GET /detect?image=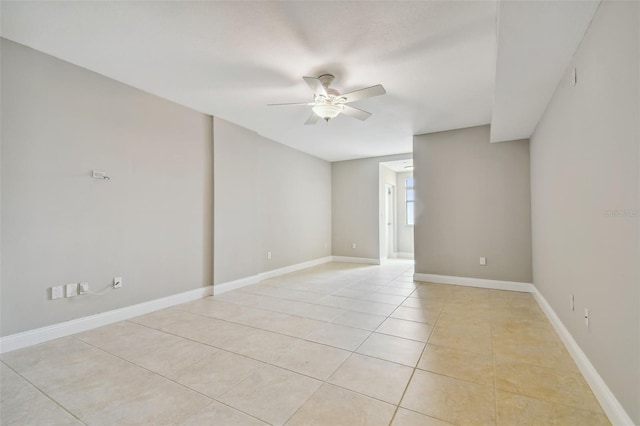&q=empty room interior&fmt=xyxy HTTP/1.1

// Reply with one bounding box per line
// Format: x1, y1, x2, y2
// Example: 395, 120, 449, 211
1, 1, 638, 425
